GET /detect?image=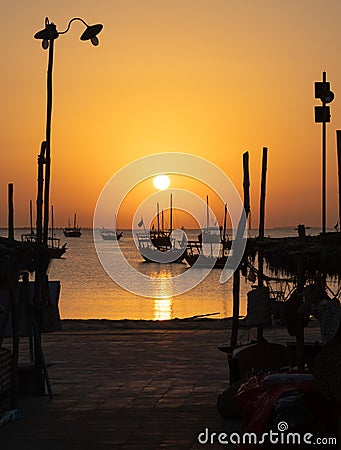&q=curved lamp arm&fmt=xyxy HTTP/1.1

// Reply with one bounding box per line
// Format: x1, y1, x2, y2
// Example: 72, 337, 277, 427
34, 16, 103, 47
